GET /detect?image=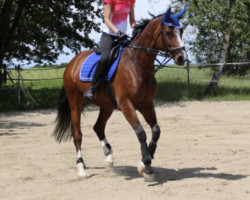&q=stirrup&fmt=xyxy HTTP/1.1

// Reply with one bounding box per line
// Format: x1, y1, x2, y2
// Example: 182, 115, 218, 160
83, 86, 96, 100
